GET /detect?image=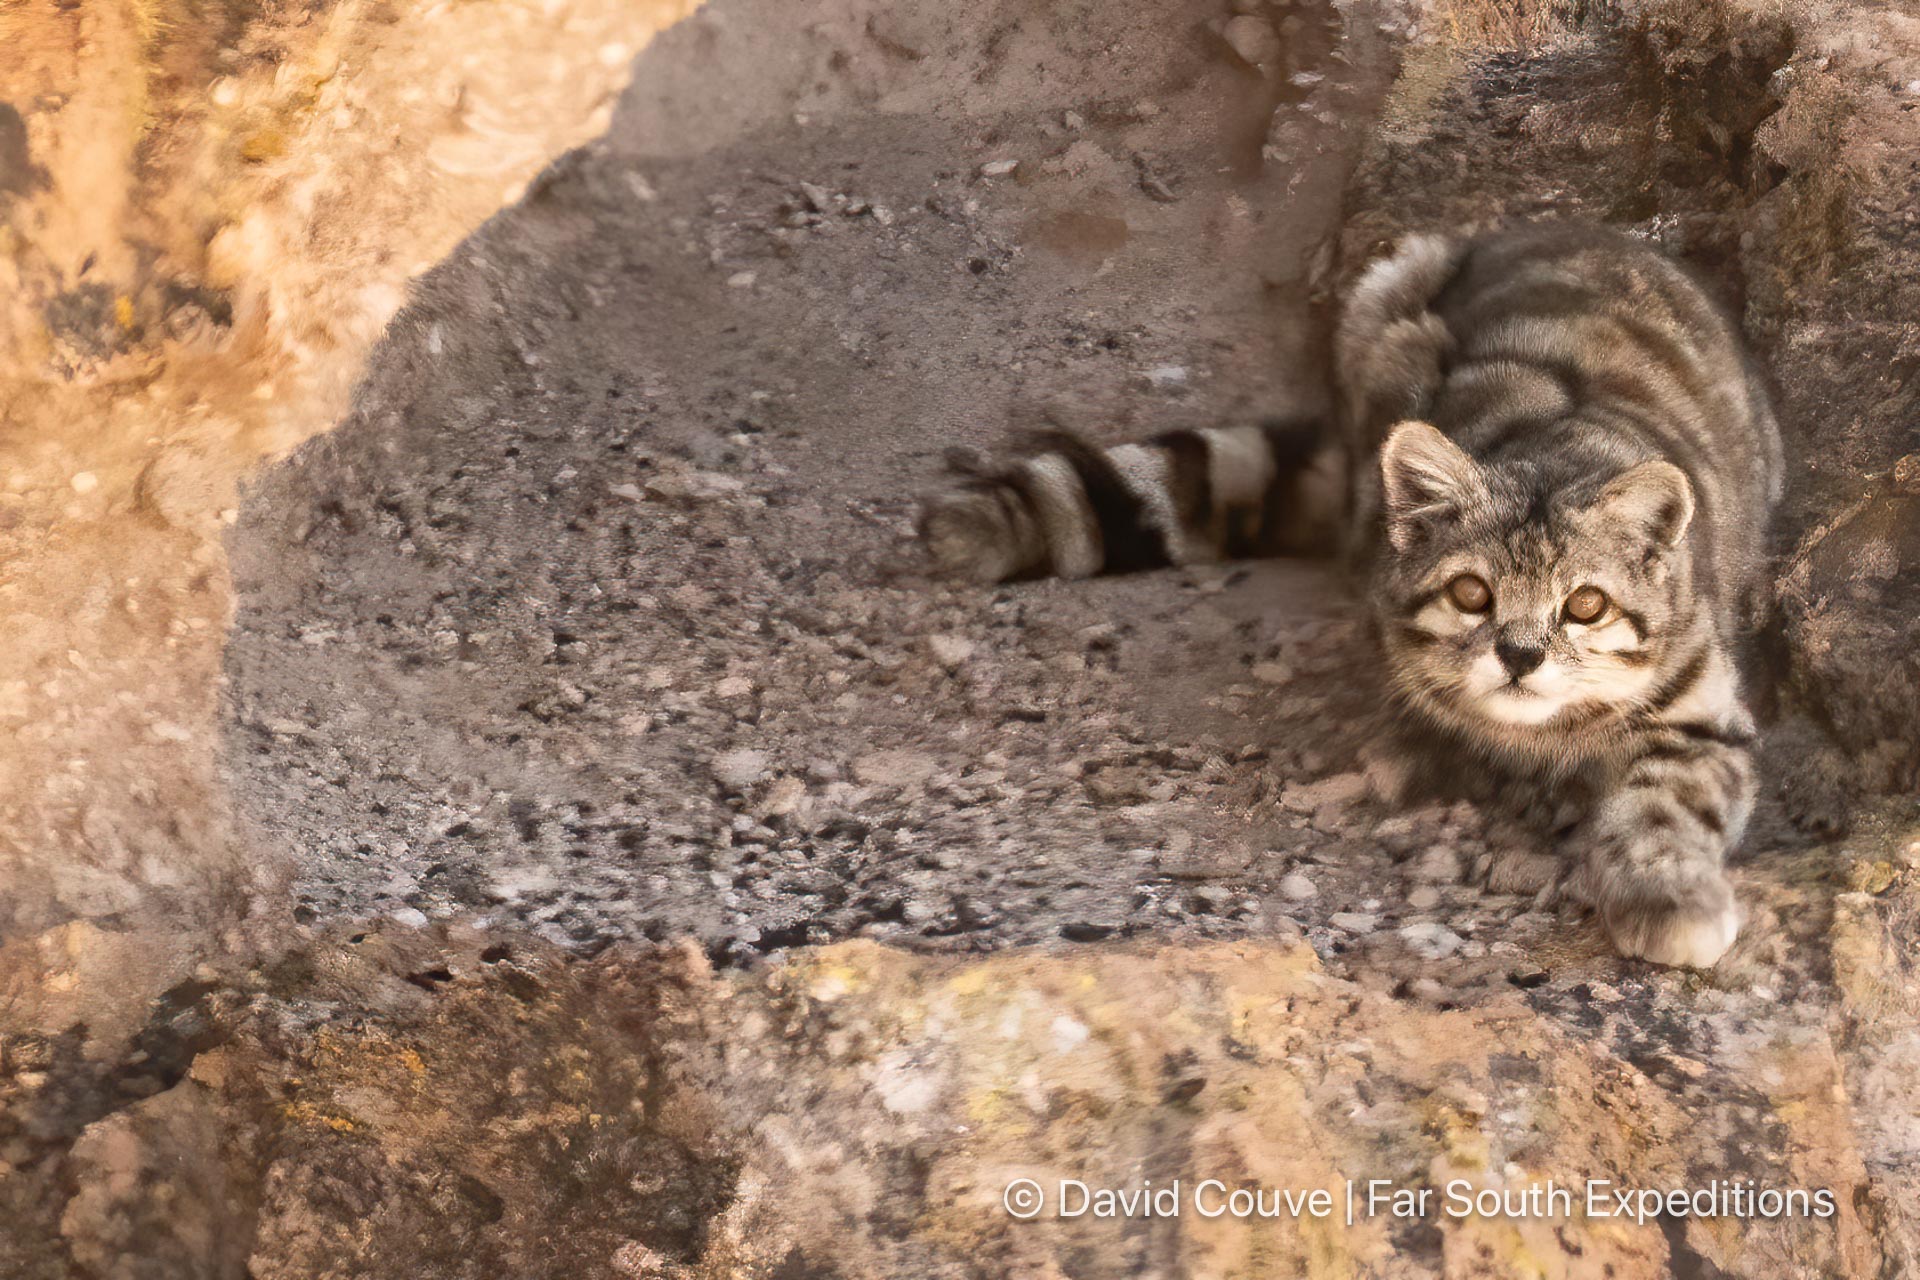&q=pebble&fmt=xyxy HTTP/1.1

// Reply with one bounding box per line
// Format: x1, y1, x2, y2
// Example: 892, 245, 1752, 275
1410, 846, 1462, 883
1278, 872, 1318, 901
1399, 921, 1463, 960
726, 271, 757, 288
644, 469, 745, 502
1406, 885, 1442, 910
1250, 661, 1293, 685
927, 633, 977, 667
979, 159, 1019, 177
388, 907, 429, 929
1895, 453, 1920, 496
754, 775, 806, 819
1086, 768, 1149, 806
711, 748, 771, 791
1192, 884, 1233, 914
1278, 771, 1368, 816
853, 749, 938, 788
71, 472, 99, 494
1328, 911, 1376, 934
1142, 364, 1189, 389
